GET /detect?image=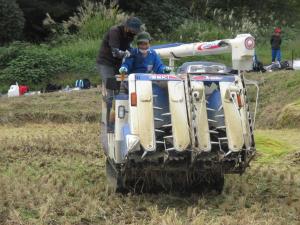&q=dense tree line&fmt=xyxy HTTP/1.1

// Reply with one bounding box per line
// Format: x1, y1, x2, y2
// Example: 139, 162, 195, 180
0, 0, 300, 45
16, 0, 81, 42
0, 0, 25, 44
119, 0, 300, 32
